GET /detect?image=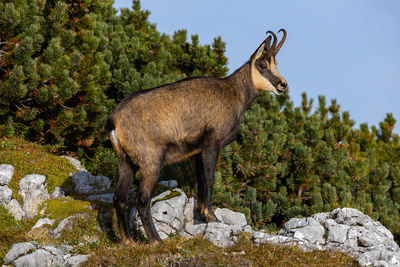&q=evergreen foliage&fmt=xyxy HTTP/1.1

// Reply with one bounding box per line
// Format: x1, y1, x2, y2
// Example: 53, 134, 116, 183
0, 0, 228, 151
1, 0, 399, 242
212, 91, 400, 239
0, 0, 115, 148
